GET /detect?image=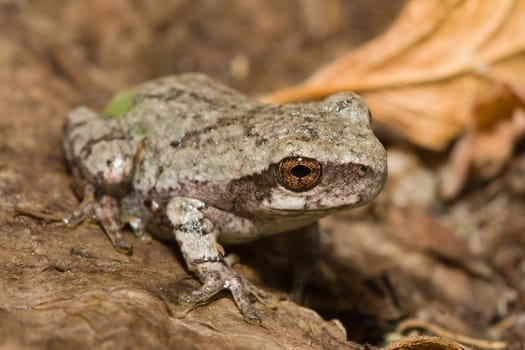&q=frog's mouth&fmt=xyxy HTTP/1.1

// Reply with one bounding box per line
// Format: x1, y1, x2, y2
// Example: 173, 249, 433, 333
265, 200, 365, 215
